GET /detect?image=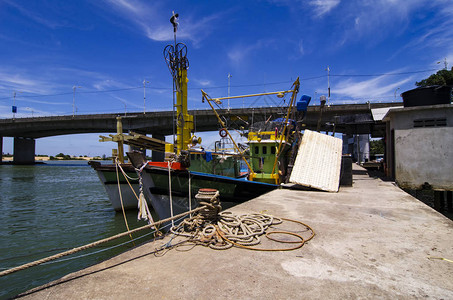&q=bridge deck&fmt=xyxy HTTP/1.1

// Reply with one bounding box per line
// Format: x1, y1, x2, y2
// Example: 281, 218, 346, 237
0, 103, 402, 138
